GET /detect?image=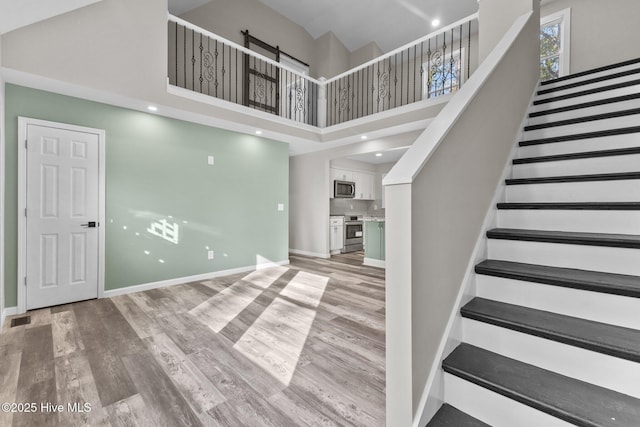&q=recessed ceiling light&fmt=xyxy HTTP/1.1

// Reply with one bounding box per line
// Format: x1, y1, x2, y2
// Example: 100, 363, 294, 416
375, 153, 383, 157
147, 105, 158, 112
255, 130, 263, 135
432, 19, 441, 27
361, 135, 368, 140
